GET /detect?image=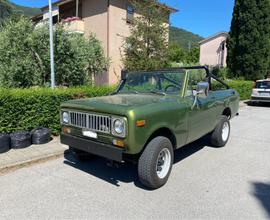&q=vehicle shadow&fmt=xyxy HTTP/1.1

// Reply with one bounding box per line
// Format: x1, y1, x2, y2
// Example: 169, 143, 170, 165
174, 136, 211, 163
245, 101, 270, 108
63, 137, 211, 189
252, 182, 270, 218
